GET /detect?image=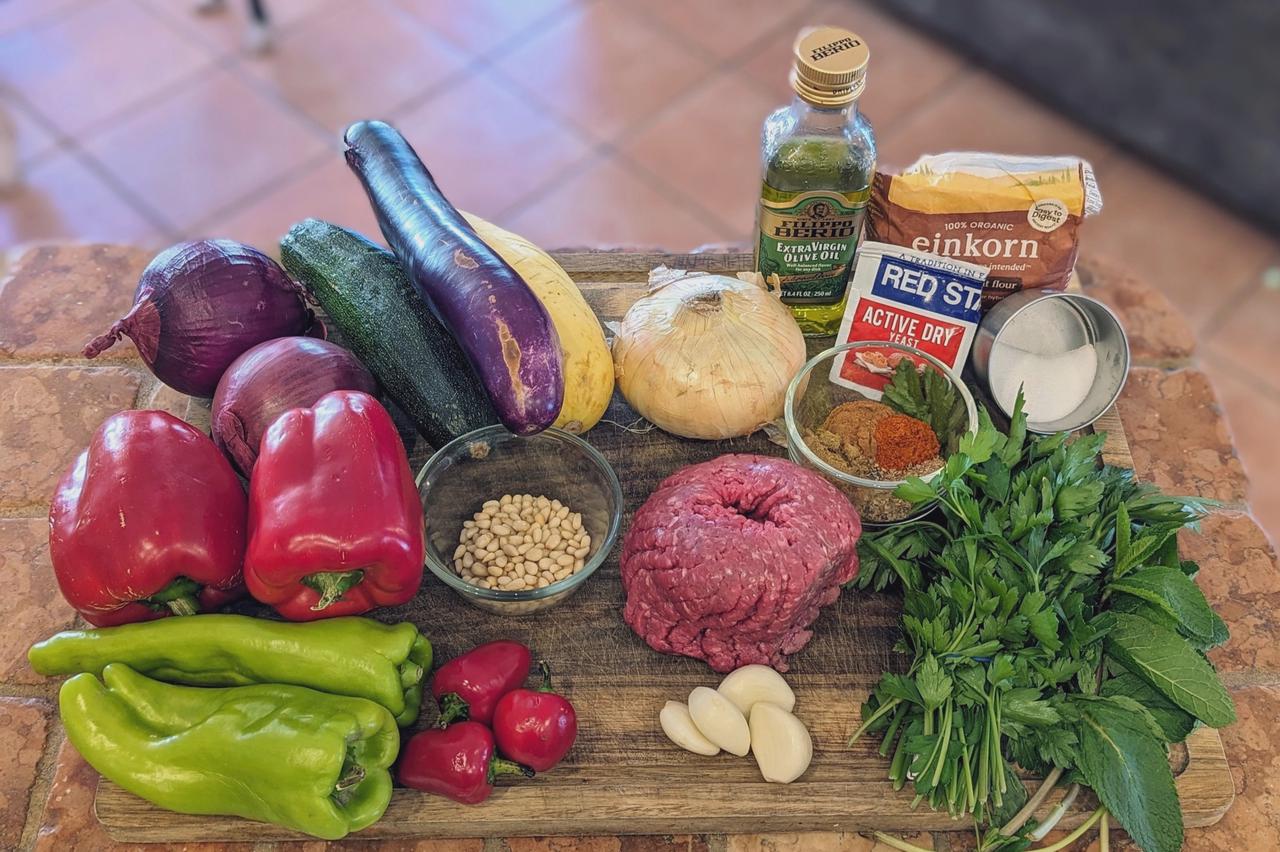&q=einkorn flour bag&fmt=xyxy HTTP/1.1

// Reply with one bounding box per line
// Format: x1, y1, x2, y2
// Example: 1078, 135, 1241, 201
868, 153, 1103, 308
